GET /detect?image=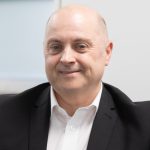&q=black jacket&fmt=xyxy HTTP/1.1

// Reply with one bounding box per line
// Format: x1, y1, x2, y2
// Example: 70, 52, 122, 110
0, 82, 150, 150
